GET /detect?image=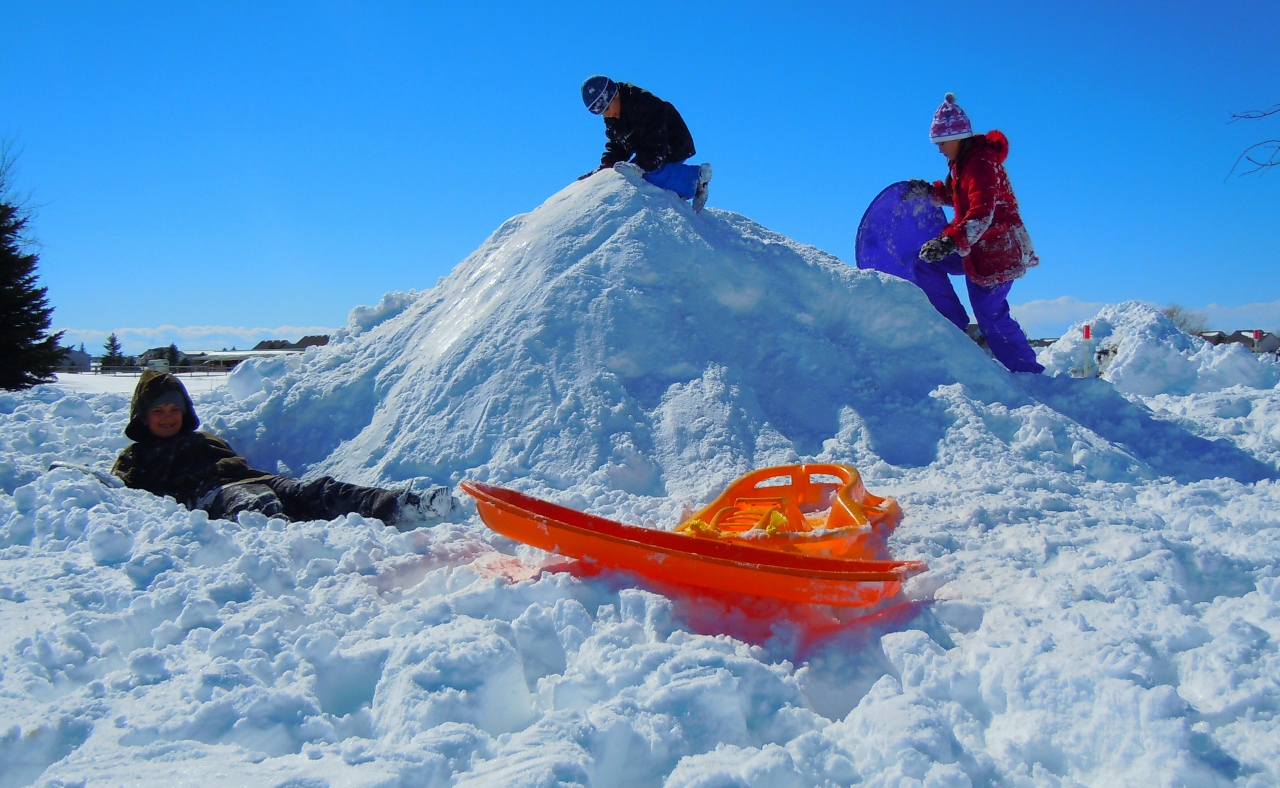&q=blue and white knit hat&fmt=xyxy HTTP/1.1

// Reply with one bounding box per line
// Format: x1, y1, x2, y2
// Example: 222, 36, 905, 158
582, 75, 618, 115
